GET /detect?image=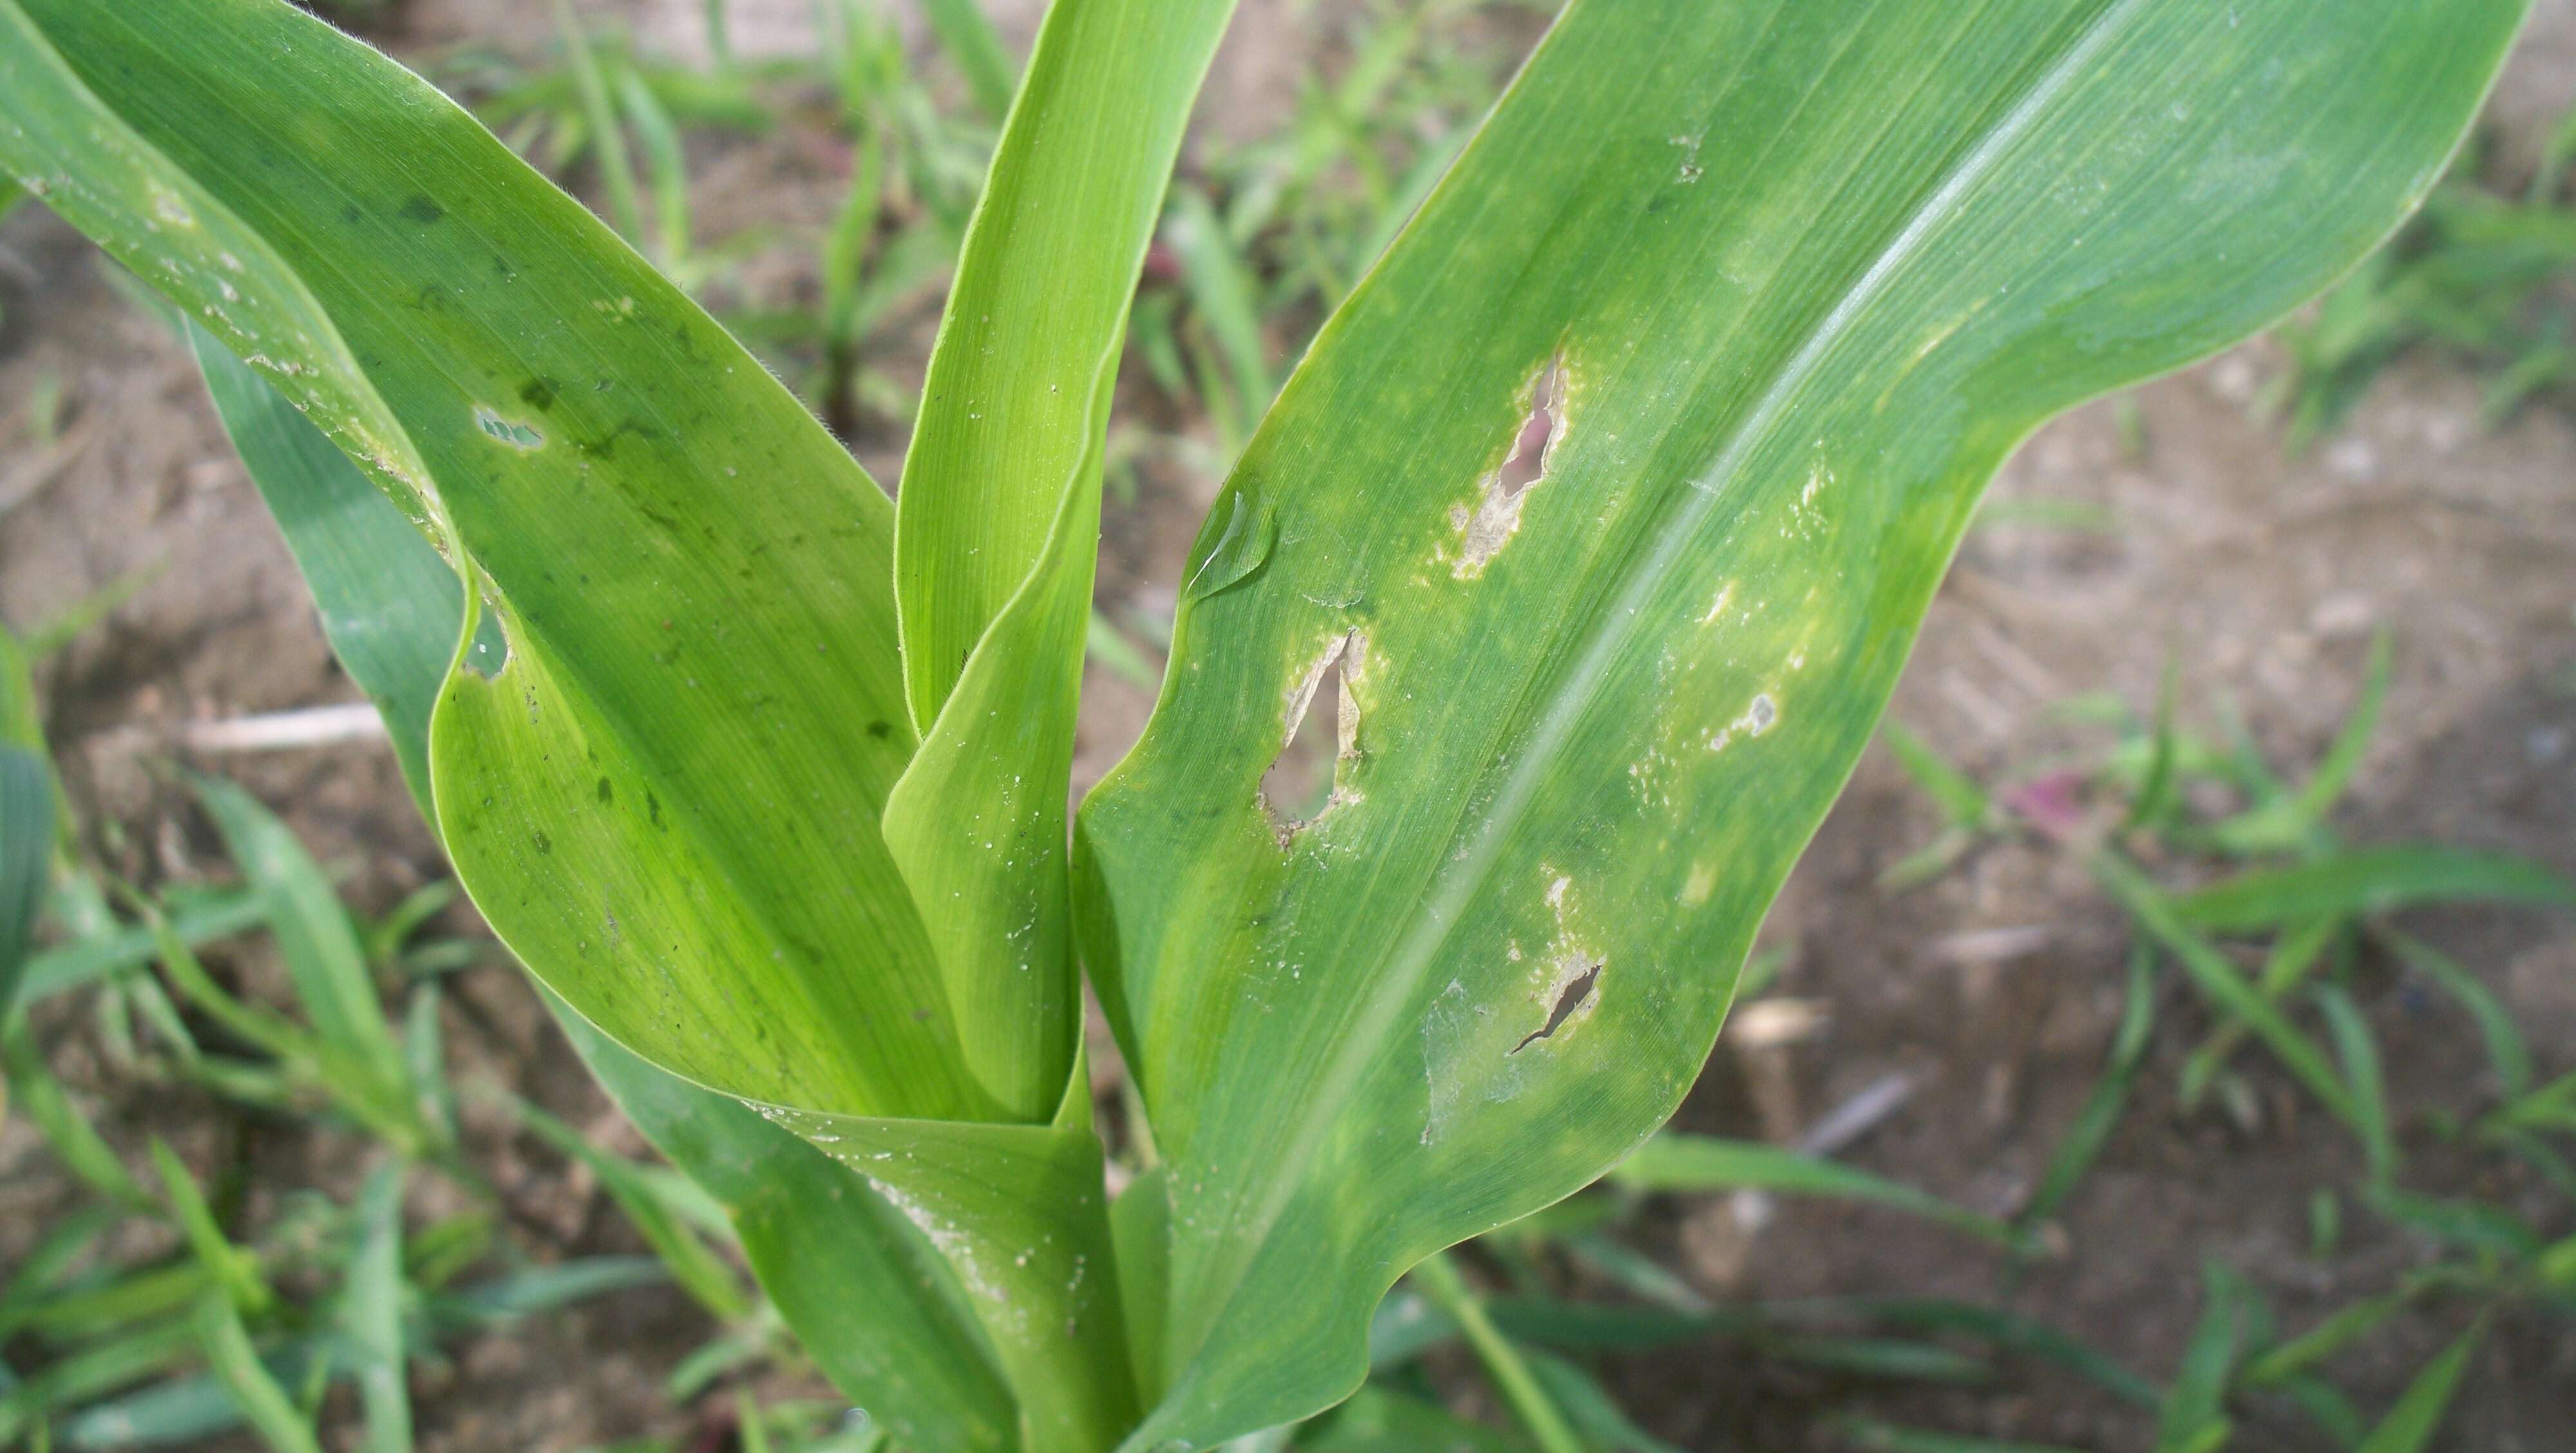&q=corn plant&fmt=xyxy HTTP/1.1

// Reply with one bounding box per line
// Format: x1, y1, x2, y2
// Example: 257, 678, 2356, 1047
0, 0, 2530, 1448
